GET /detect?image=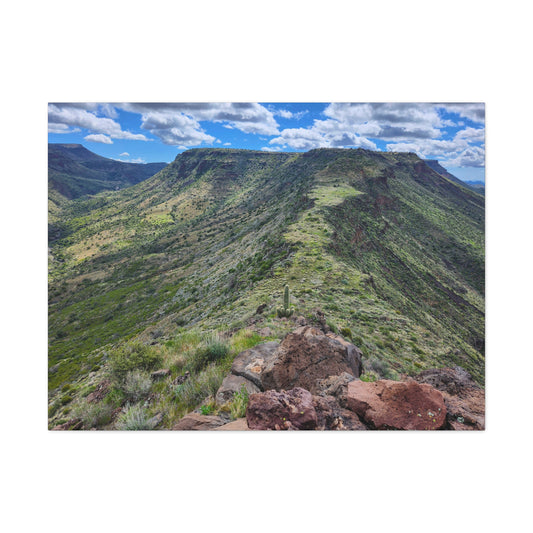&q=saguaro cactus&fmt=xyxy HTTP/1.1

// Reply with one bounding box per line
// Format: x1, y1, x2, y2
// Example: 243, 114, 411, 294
277, 284, 294, 318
